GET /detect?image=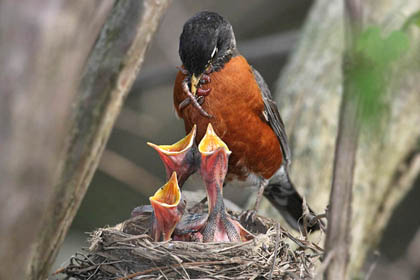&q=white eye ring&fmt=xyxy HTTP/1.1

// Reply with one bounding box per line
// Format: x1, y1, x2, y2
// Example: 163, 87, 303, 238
211, 46, 218, 58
